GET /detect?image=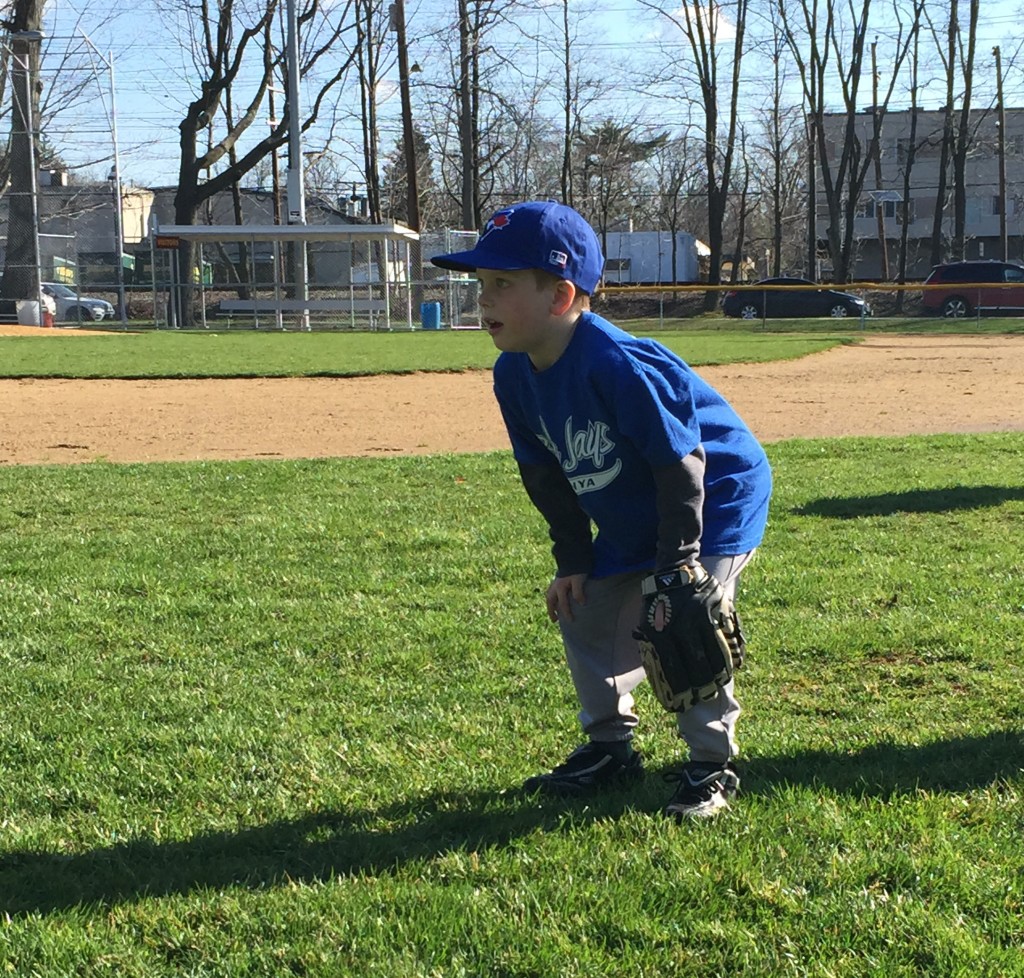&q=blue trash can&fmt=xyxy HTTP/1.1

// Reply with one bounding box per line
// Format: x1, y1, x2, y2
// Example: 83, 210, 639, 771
420, 301, 442, 330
